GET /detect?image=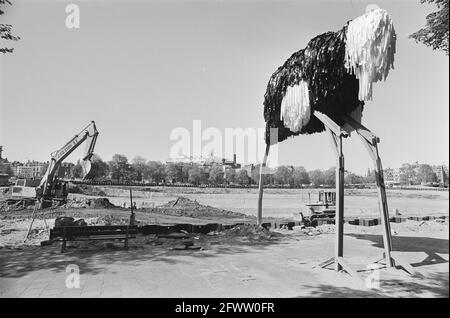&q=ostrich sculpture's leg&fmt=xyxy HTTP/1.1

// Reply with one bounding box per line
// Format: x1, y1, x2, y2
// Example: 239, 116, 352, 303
257, 143, 270, 226
342, 115, 393, 267
314, 111, 359, 277
342, 115, 420, 276
325, 127, 345, 272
